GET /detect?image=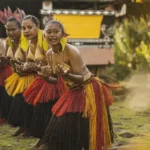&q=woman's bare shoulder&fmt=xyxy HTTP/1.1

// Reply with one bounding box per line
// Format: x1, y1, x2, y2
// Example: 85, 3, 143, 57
0, 38, 5, 50
0, 38, 5, 45
46, 48, 52, 55
66, 43, 80, 55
